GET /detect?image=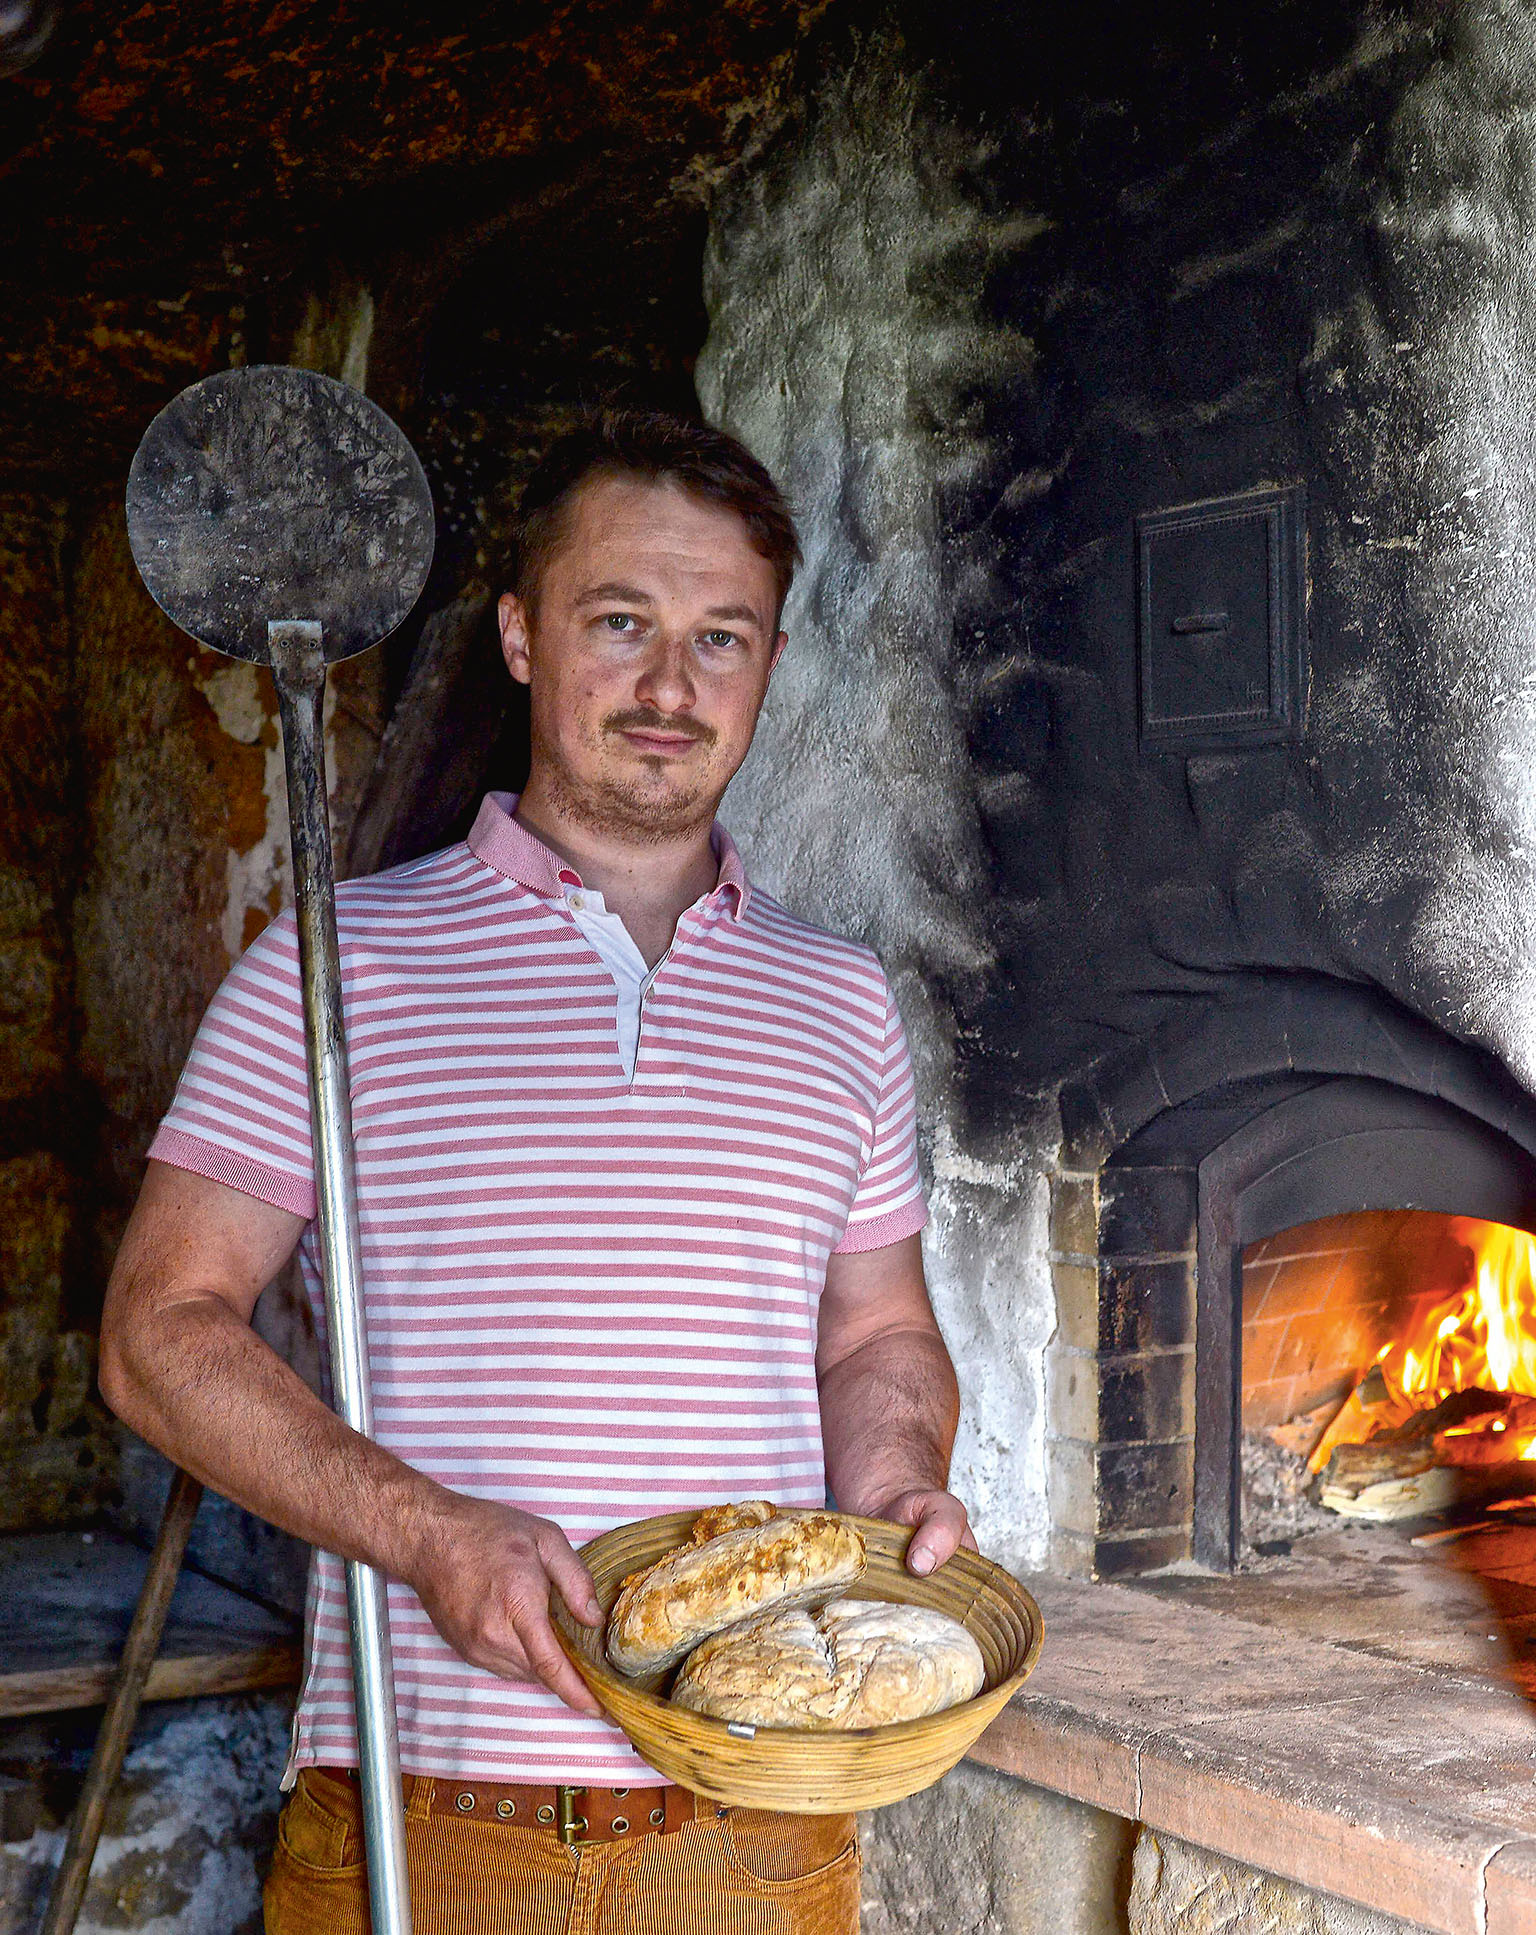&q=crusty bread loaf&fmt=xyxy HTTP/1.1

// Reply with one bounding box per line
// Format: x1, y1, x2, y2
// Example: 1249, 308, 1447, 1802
605, 1507, 866, 1676
671, 1598, 986, 1729
688, 1500, 777, 1543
